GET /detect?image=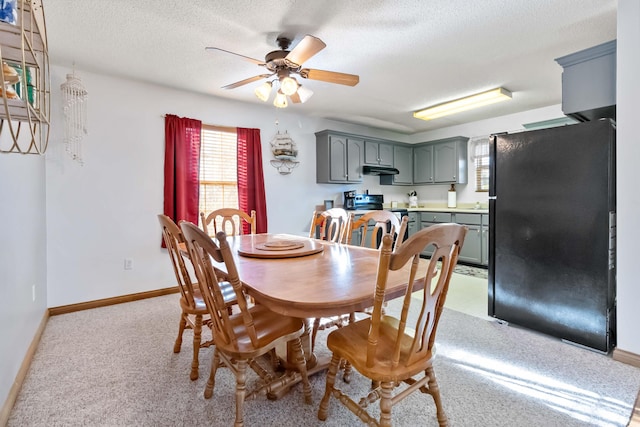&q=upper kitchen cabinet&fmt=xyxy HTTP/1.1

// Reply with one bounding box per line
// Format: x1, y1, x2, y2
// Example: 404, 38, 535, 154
364, 140, 393, 166
555, 40, 616, 122
414, 136, 468, 185
433, 138, 467, 183
413, 144, 434, 184
316, 130, 364, 184
380, 144, 412, 185
391, 144, 412, 184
